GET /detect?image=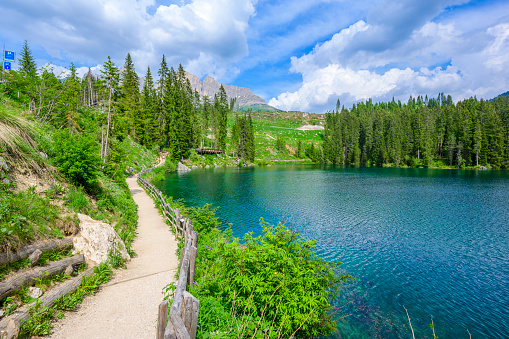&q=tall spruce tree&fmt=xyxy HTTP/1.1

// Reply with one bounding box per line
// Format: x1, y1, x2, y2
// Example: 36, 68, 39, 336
118, 53, 140, 140
18, 40, 37, 77
62, 63, 81, 133
215, 85, 229, 151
